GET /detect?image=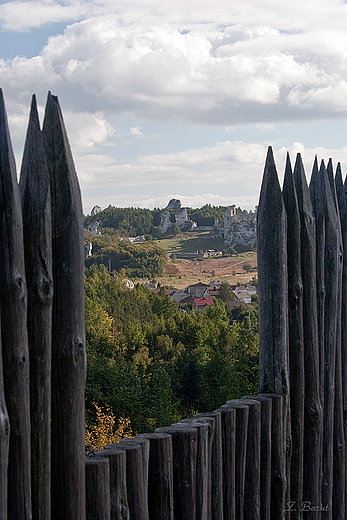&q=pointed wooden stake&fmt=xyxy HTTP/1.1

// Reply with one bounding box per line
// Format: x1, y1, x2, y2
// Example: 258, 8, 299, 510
293, 152, 323, 516
283, 153, 303, 520
257, 147, 289, 515
0, 326, 9, 520
0, 88, 32, 519
19, 94, 52, 520
311, 159, 343, 518
337, 167, 347, 520
309, 157, 325, 408
42, 92, 86, 520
